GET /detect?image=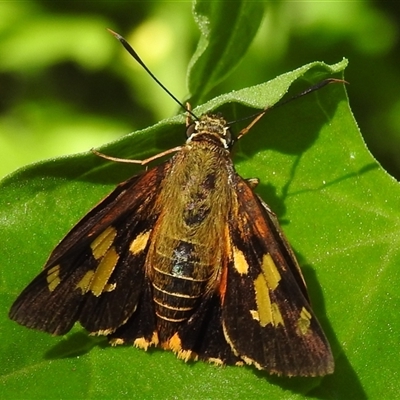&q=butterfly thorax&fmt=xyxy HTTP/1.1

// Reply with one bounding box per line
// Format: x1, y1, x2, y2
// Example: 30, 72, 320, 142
147, 115, 235, 338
